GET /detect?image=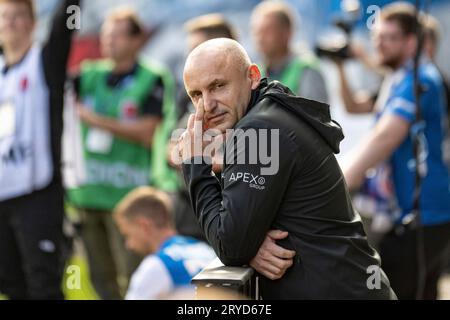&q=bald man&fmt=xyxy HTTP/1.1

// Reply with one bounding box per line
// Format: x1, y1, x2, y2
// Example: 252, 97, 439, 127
177, 39, 396, 299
